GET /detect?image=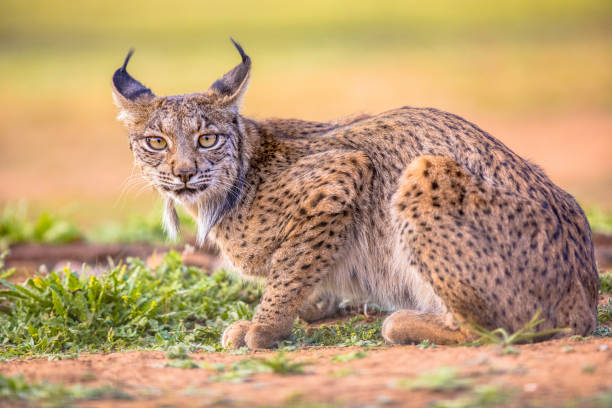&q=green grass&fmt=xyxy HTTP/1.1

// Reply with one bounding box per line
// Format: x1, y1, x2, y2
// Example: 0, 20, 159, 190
585, 207, 612, 235
0, 373, 132, 407
0, 238, 609, 359
598, 299, 612, 324
205, 352, 308, 382
397, 367, 472, 392
397, 369, 512, 407
87, 203, 196, 244
432, 385, 511, 408
254, 351, 309, 375
0, 204, 81, 248
331, 350, 367, 363
468, 310, 571, 346
0, 251, 261, 358
286, 316, 383, 348
599, 273, 612, 294
0, 251, 383, 359
0, 202, 196, 247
